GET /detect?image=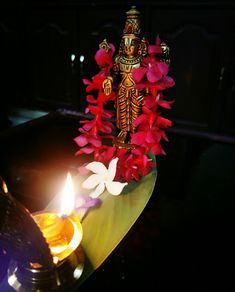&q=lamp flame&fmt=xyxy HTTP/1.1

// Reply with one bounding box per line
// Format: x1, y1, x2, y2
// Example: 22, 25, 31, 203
59, 172, 75, 217
32, 172, 83, 265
